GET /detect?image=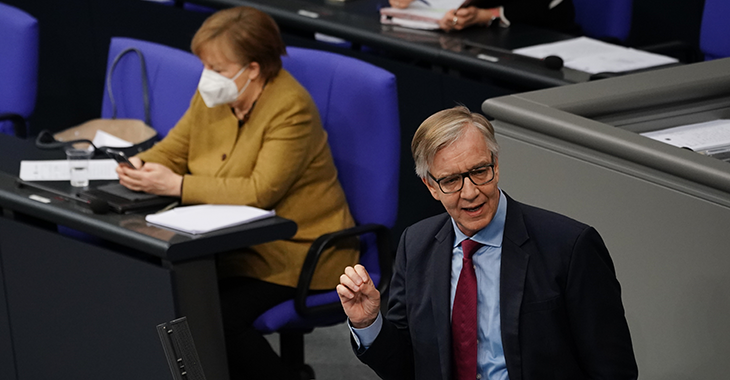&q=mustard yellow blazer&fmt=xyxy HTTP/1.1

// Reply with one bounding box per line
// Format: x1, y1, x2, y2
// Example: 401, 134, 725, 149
136, 69, 357, 289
